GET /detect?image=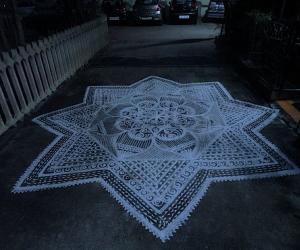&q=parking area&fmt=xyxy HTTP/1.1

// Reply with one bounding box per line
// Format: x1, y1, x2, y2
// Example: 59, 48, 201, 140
102, 23, 221, 58
103, 0, 224, 25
